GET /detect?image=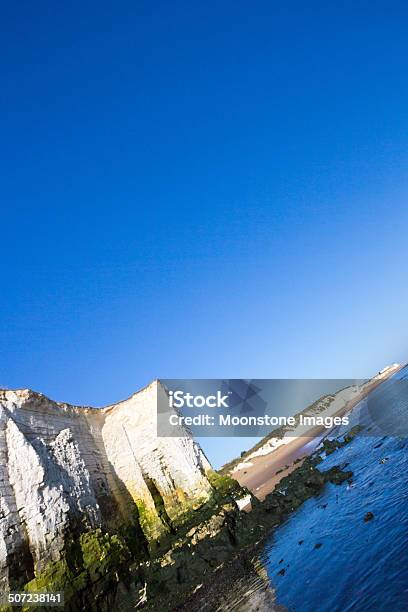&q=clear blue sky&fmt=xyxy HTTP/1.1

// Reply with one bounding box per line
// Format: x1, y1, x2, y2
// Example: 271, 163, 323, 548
1, 2, 408, 467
